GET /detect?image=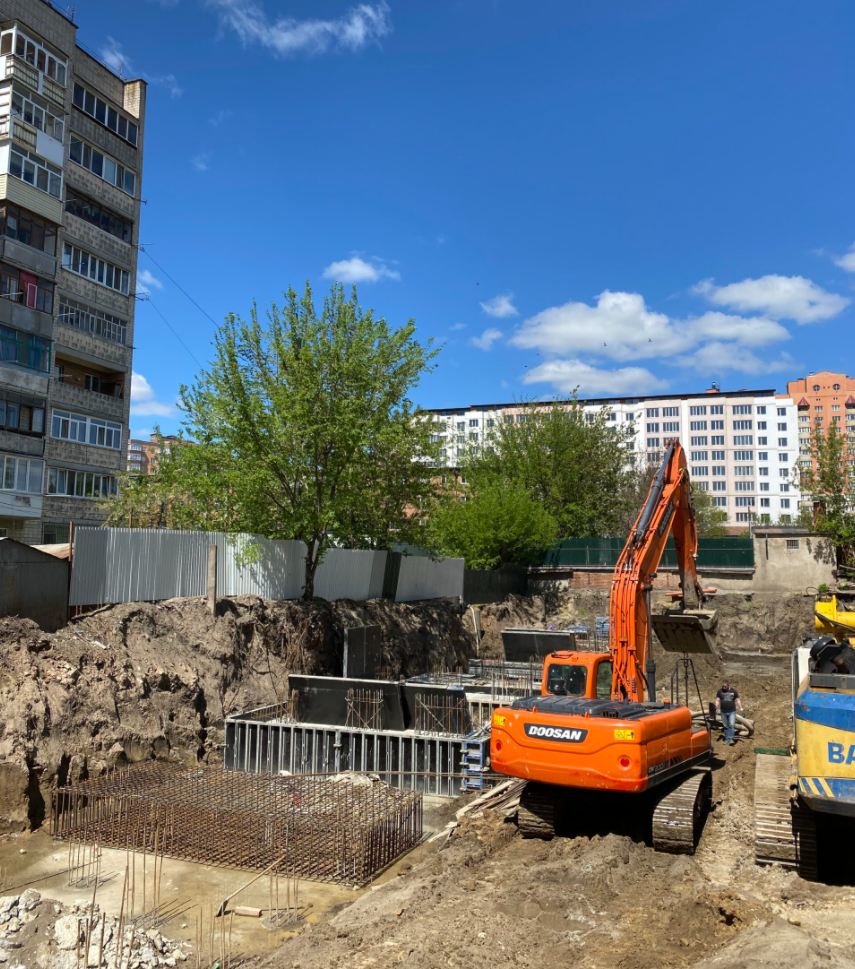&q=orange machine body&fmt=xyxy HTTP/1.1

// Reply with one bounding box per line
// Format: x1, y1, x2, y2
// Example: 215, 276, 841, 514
490, 440, 711, 796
